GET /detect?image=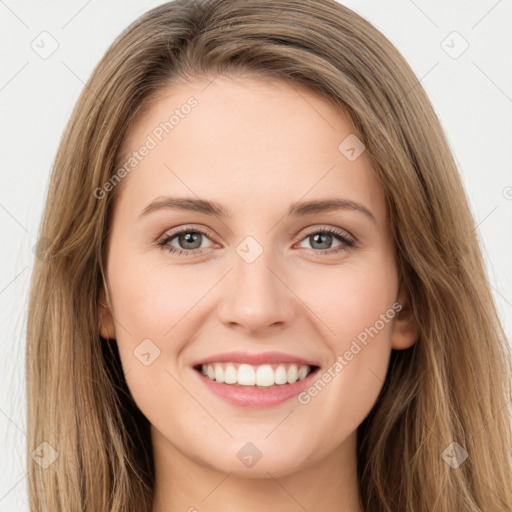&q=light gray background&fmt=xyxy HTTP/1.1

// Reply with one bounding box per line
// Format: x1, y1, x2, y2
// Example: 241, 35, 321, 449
1, 0, 511, 509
